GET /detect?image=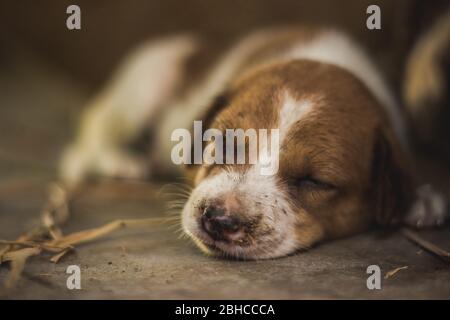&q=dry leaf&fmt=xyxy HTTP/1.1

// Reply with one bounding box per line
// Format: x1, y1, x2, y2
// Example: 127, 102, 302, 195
0, 245, 12, 264
384, 266, 408, 279
50, 248, 72, 263
41, 183, 70, 240
2, 247, 42, 288
0, 240, 69, 253
47, 217, 176, 248
0, 181, 179, 287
